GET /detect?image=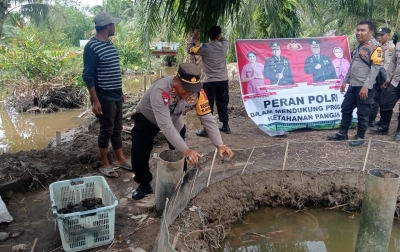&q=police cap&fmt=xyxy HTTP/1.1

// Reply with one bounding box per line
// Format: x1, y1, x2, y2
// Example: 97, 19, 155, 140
309, 40, 320, 48
177, 63, 202, 92
378, 27, 391, 35
270, 42, 280, 49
